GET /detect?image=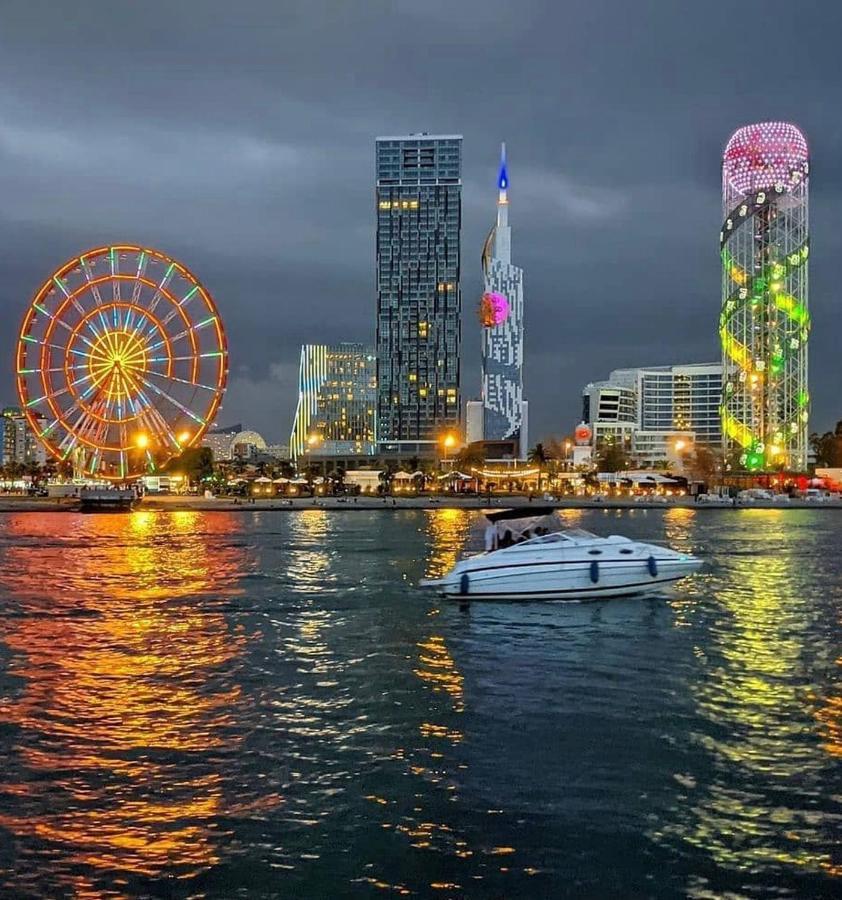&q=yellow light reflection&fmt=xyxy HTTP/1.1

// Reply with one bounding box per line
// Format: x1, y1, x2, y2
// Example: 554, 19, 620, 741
0, 511, 248, 886
661, 512, 837, 876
